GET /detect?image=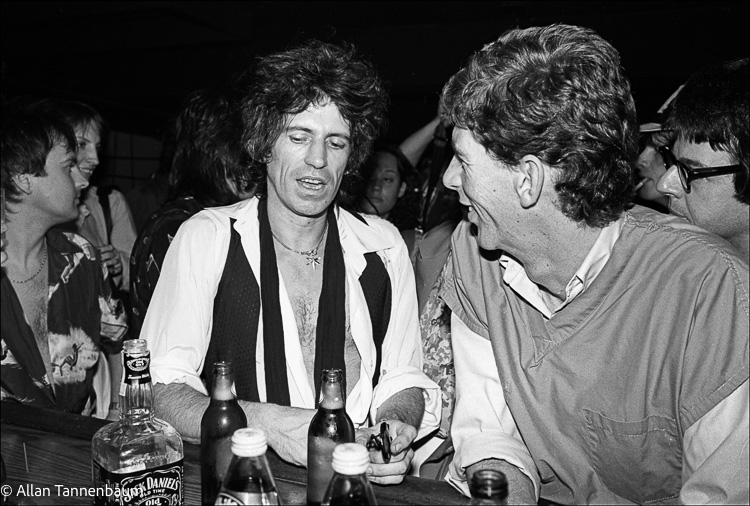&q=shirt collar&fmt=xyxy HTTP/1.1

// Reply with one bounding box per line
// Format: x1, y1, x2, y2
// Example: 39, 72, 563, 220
500, 215, 625, 318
